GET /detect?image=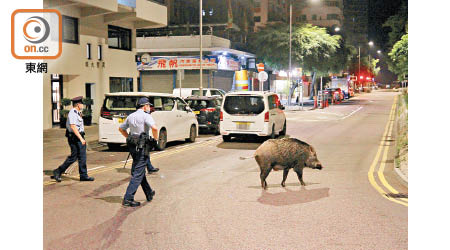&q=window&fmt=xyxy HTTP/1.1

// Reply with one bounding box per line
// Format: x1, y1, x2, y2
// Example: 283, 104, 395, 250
301, 15, 307, 21
327, 14, 340, 20
62, 15, 79, 44
210, 90, 223, 97
97, 45, 102, 60
109, 77, 133, 93
108, 25, 132, 51
254, 16, 261, 22
86, 43, 91, 59
176, 98, 187, 111
161, 97, 174, 111
312, 14, 317, 20
223, 96, 264, 115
